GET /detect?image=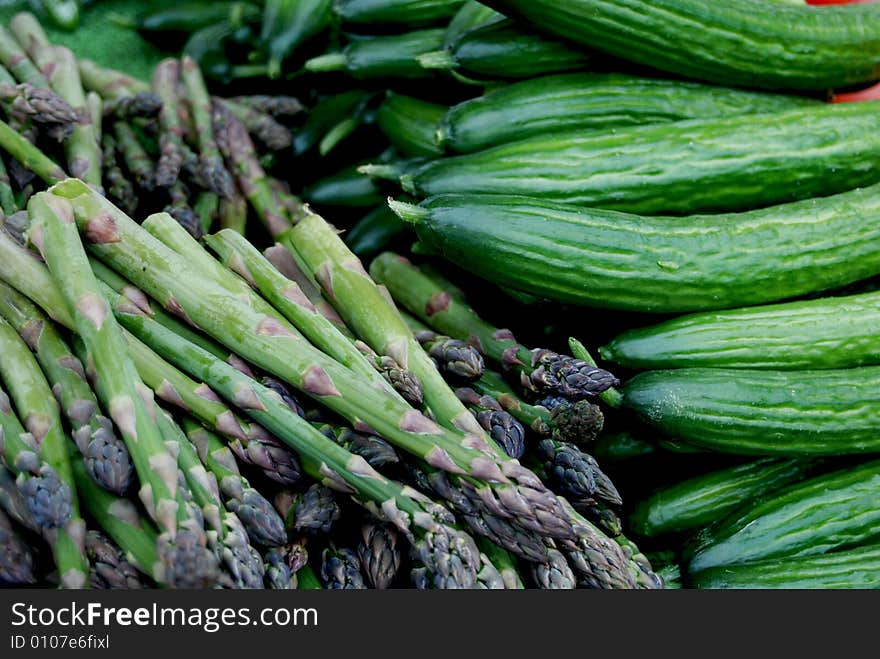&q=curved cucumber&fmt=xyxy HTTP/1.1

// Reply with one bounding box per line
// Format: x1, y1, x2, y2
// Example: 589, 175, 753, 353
335, 0, 466, 27
390, 187, 880, 313
622, 367, 880, 455
630, 458, 816, 538
438, 72, 819, 153
601, 291, 880, 371
480, 0, 880, 90
421, 19, 592, 81
684, 460, 880, 573
377, 92, 445, 158
404, 101, 880, 214
688, 545, 880, 589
